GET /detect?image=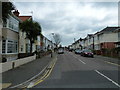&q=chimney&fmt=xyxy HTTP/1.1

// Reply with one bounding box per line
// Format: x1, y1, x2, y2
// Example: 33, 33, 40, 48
13, 10, 20, 17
